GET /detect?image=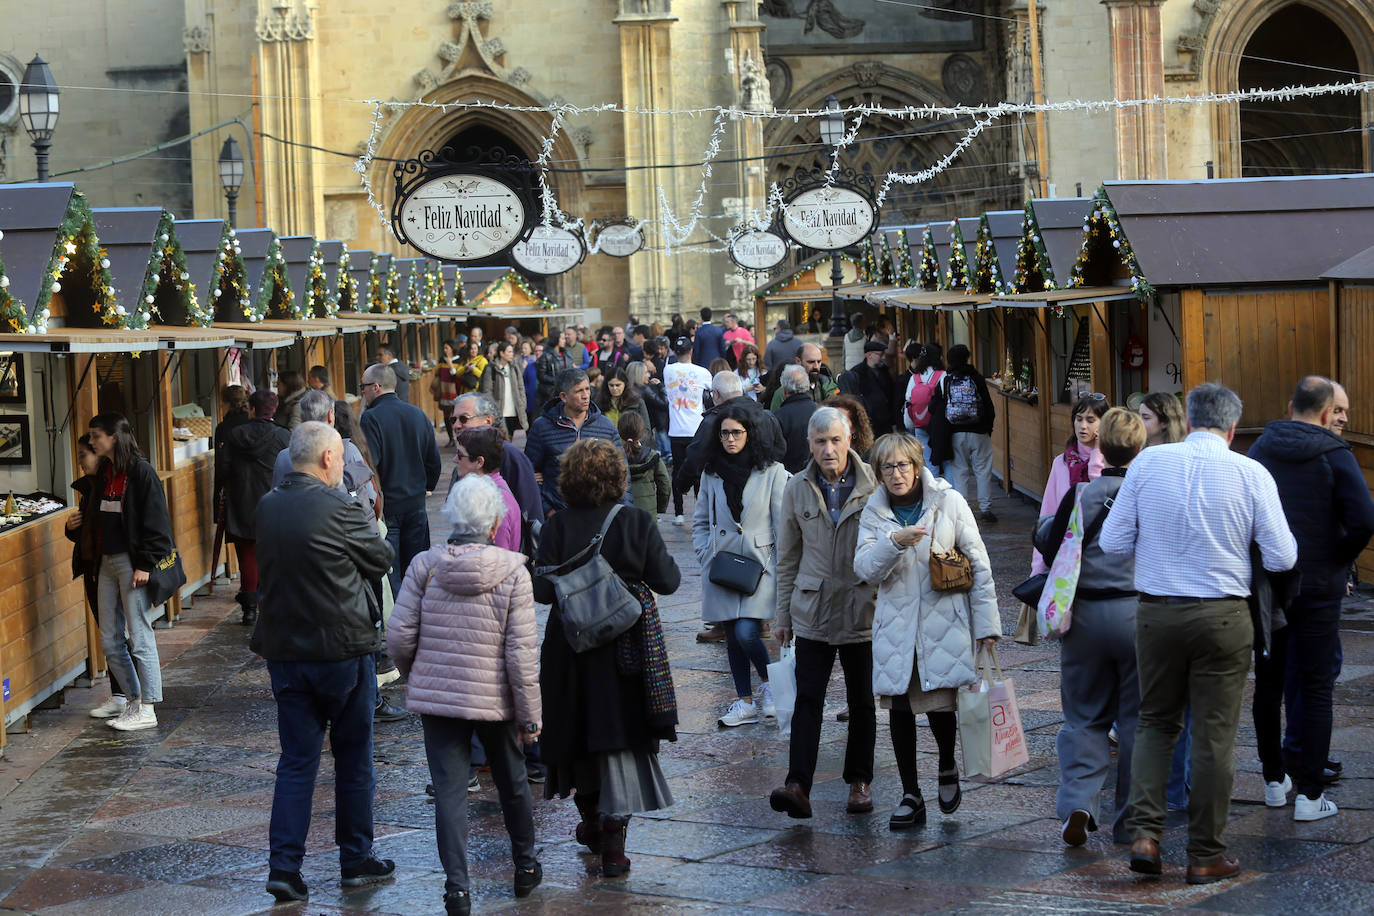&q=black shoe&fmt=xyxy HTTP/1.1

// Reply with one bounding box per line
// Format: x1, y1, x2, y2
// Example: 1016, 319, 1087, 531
266, 869, 308, 902
980, 510, 998, 524
1324, 759, 1343, 783
444, 889, 471, 916
514, 861, 543, 898
527, 764, 547, 784
374, 697, 407, 722
240, 607, 258, 626
889, 793, 927, 830
937, 768, 962, 814
425, 782, 436, 796
341, 856, 396, 887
